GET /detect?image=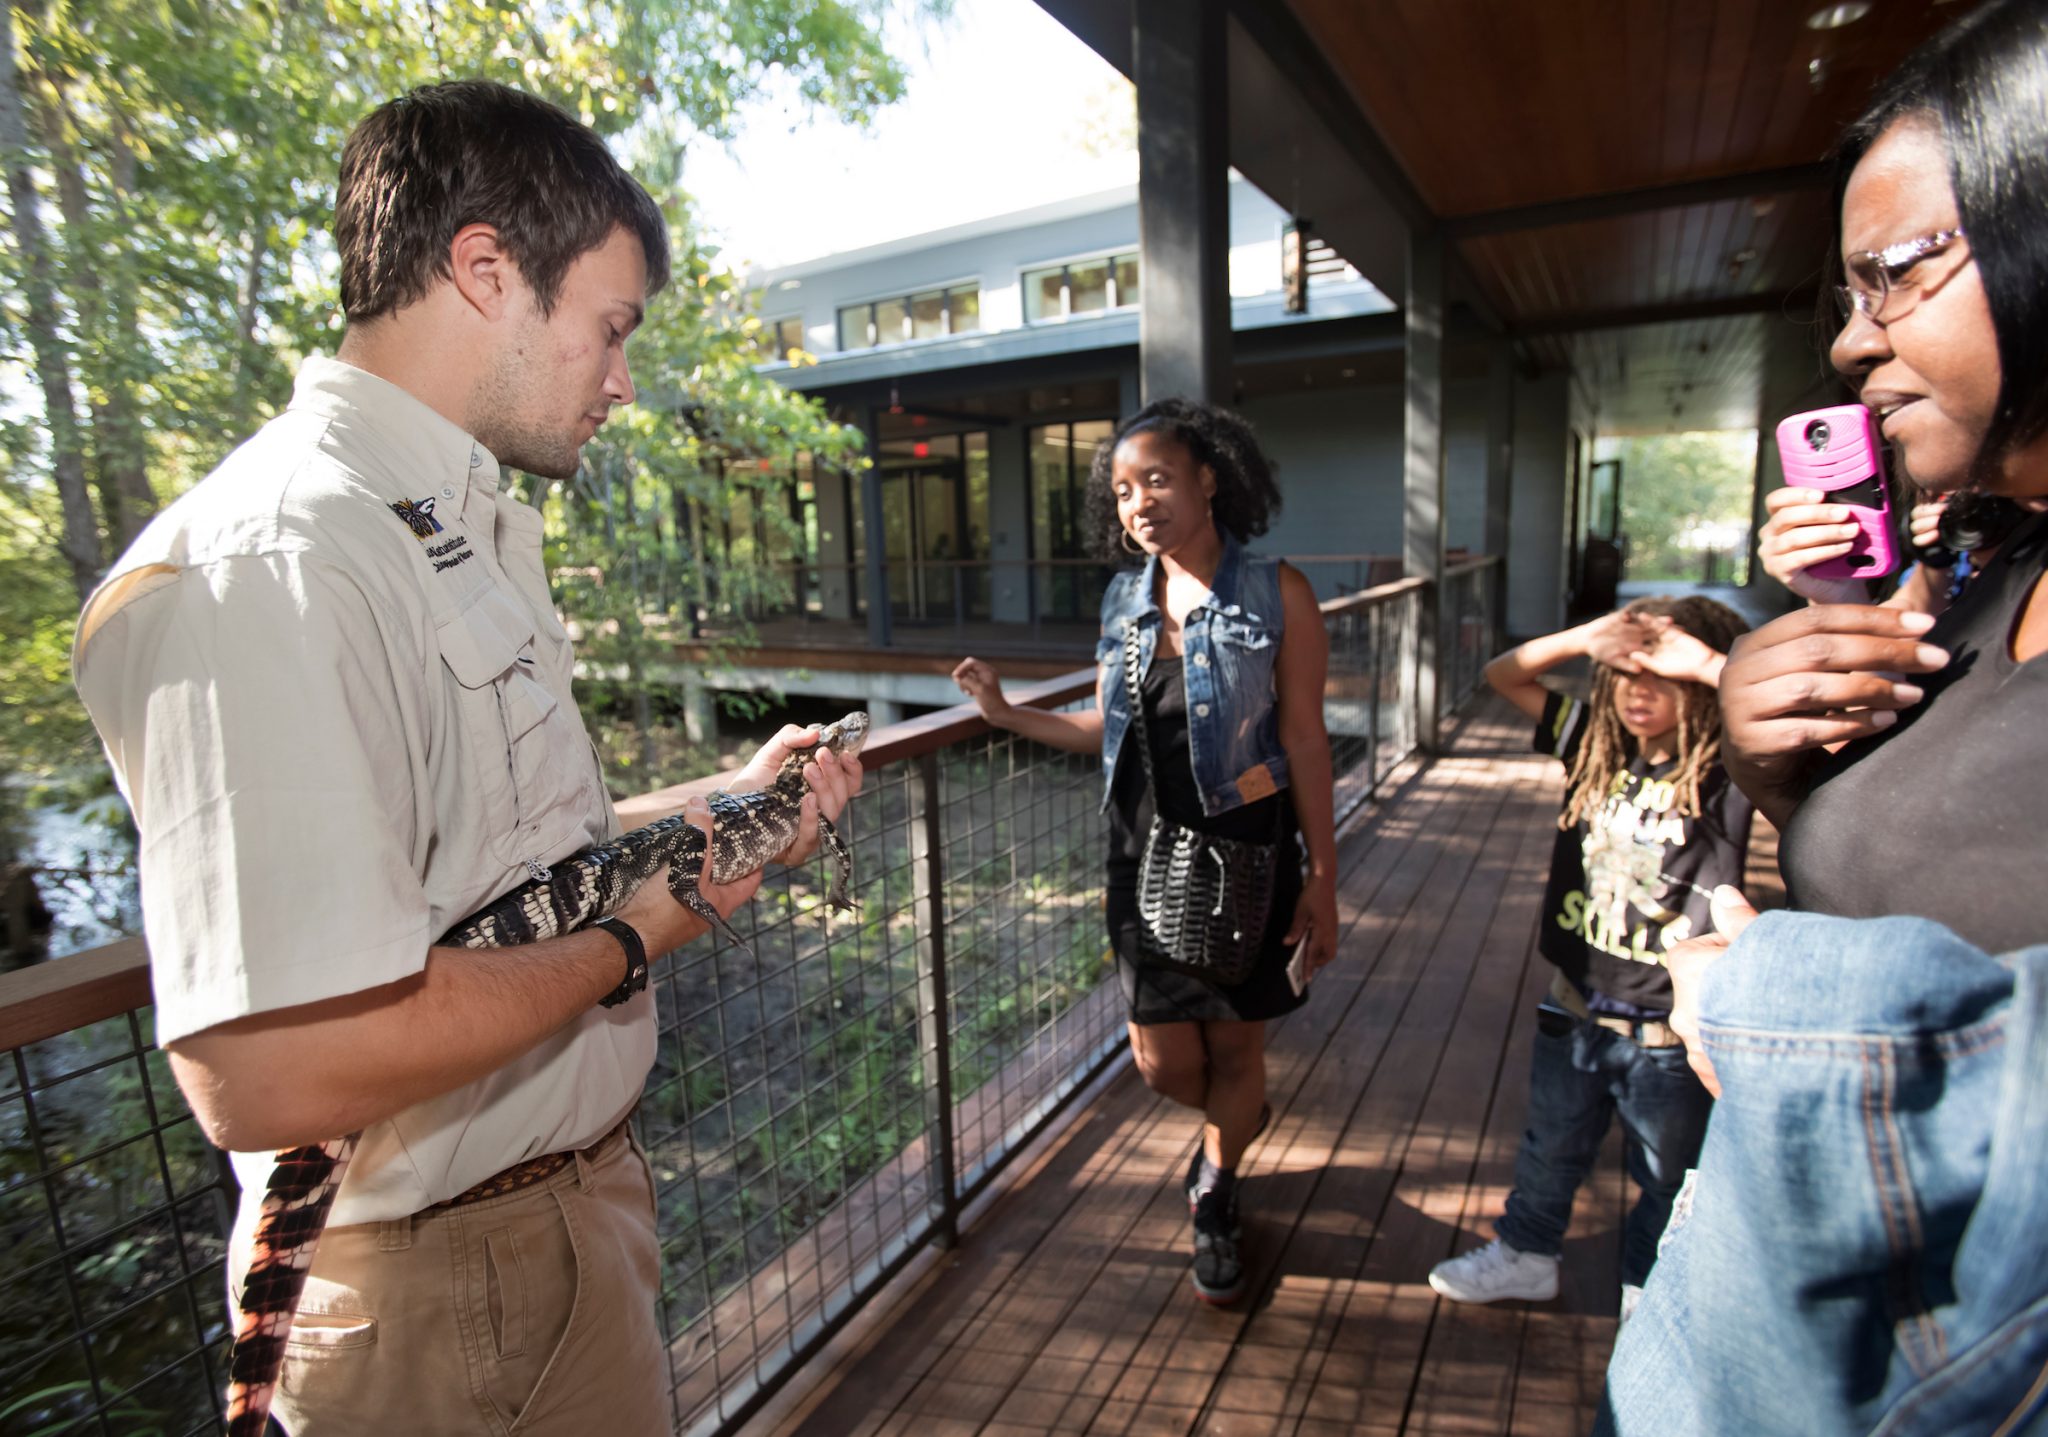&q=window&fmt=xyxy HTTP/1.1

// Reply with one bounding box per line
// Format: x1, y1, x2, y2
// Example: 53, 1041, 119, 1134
1028, 418, 1116, 620
1022, 251, 1139, 323
835, 283, 981, 351
756, 315, 804, 363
